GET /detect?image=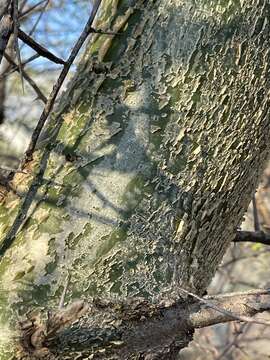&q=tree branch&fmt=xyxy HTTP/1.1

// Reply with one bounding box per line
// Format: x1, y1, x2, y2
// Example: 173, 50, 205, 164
4, 52, 47, 103
22, 0, 103, 166
18, 28, 66, 65
0, 53, 40, 79
16, 289, 270, 359
187, 288, 270, 328
234, 230, 270, 246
